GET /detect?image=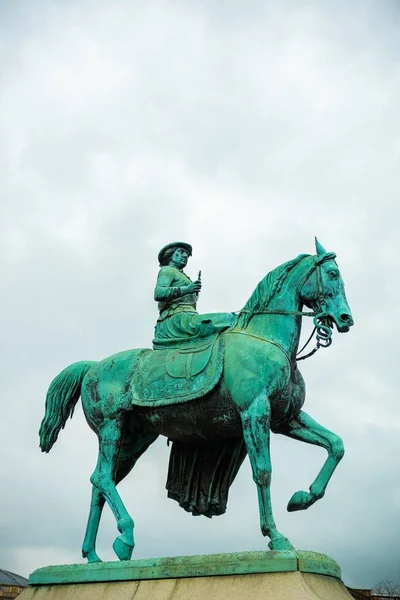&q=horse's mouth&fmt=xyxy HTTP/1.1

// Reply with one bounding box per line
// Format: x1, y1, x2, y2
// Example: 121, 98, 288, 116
330, 316, 353, 334
322, 313, 353, 334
